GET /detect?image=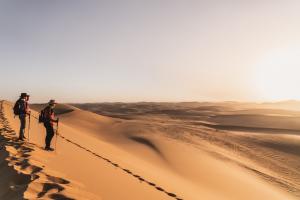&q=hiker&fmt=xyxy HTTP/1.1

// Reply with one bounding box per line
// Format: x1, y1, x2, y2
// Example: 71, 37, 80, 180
13, 93, 31, 140
41, 100, 59, 151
